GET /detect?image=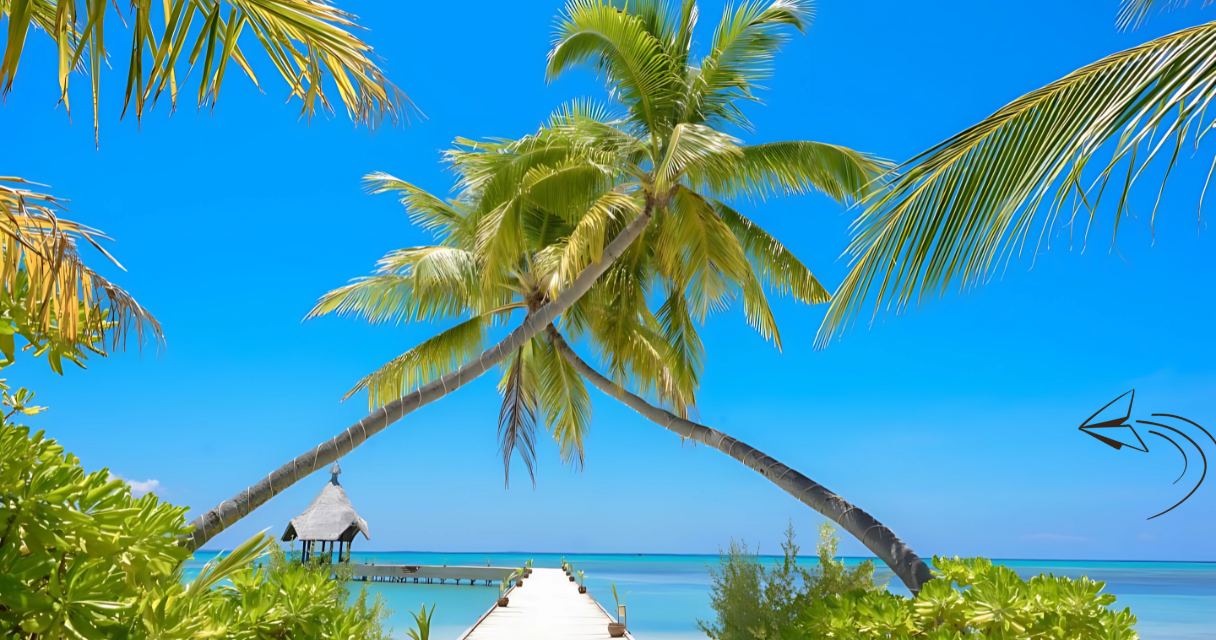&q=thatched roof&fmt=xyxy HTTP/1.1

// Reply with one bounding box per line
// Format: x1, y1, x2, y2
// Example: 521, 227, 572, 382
281, 463, 370, 543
